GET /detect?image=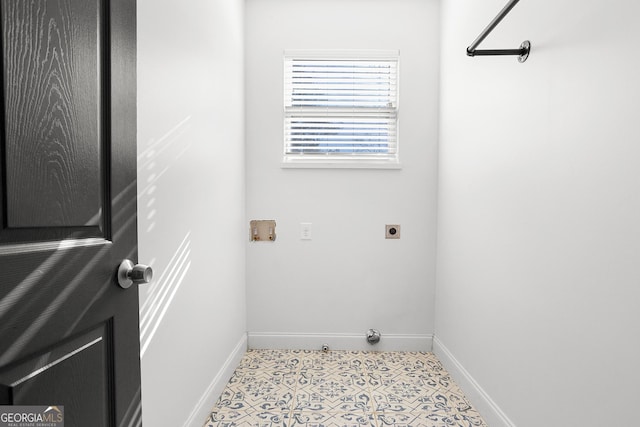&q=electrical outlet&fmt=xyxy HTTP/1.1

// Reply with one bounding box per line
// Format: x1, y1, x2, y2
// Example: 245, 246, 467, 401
385, 224, 400, 239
